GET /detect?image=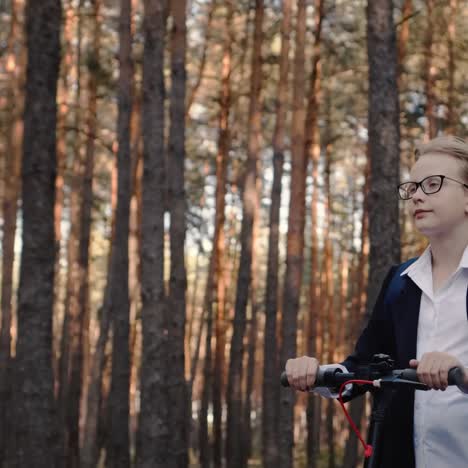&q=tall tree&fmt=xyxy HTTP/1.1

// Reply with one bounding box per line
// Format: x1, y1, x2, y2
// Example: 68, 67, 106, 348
226, 1, 264, 466
423, 0, 436, 138
106, 0, 133, 465
446, 0, 457, 133
0, 0, 24, 463
304, 2, 324, 466
279, 1, 307, 466
13, 0, 62, 466
58, 1, 86, 463
366, 0, 401, 309
262, 1, 291, 466
136, 0, 169, 466
212, 1, 233, 464
167, 0, 188, 465
79, 0, 102, 436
